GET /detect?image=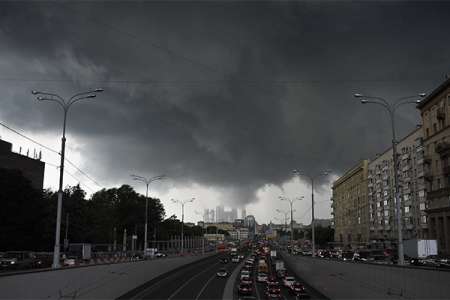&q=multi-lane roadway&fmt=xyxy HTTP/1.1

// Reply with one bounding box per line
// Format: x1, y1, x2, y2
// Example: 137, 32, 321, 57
127, 254, 239, 300
121, 250, 327, 300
